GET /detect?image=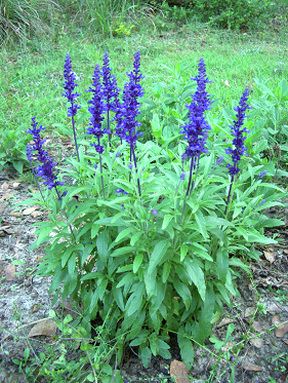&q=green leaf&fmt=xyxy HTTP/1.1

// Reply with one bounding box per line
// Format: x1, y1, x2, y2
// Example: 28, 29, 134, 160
195, 211, 208, 239
180, 244, 188, 262
148, 240, 170, 273
184, 259, 206, 301
133, 254, 143, 273
177, 334, 194, 368
174, 279, 192, 309
115, 228, 132, 243
111, 246, 133, 257
125, 284, 144, 316
216, 248, 229, 282
162, 214, 173, 230
140, 346, 152, 368
162, 262, 171, 283
96, 231, 110, 258
130, 232, 142, 246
